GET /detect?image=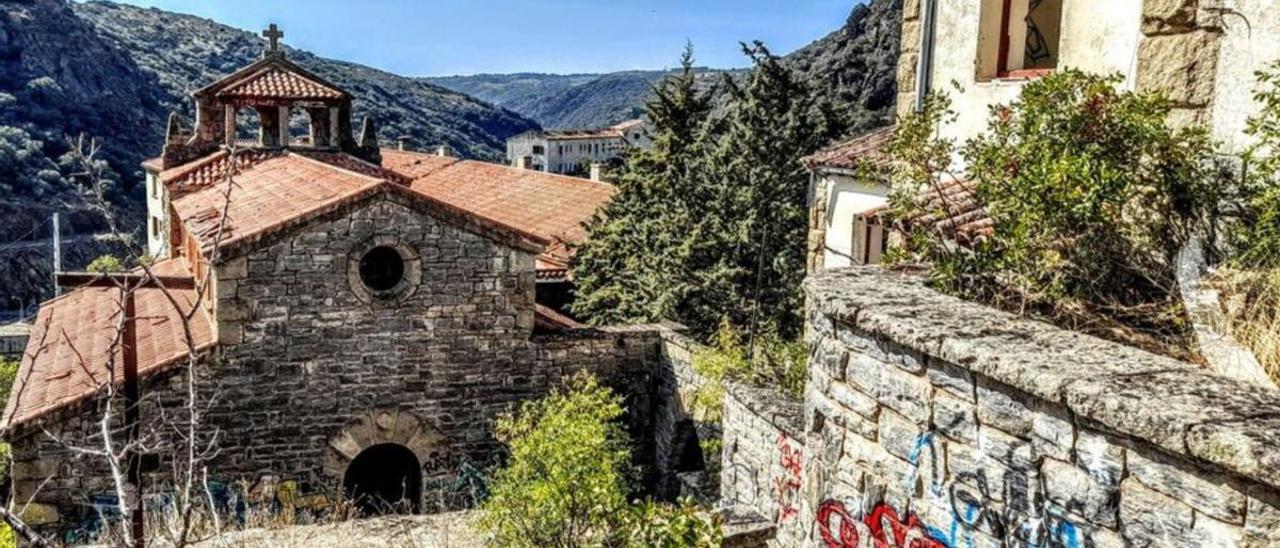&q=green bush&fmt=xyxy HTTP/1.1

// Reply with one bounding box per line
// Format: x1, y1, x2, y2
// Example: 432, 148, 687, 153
1233, 60, 1280, 268
86, 254, 125, 273
477, 374, 632, 547
689, 320, 806, 421
889, 71, 1229, 342
618, 499, 721, 548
